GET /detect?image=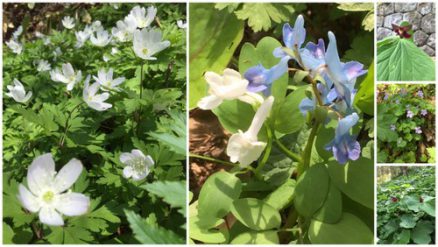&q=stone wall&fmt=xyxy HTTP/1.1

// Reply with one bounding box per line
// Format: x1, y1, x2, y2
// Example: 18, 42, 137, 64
377, 2, 435, 57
